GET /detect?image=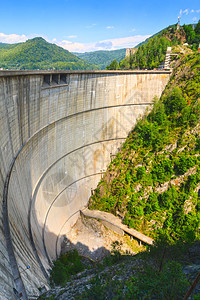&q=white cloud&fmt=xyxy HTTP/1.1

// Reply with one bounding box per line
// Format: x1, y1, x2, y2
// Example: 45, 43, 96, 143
86, 24, 96, 28
58, 35, 151, 53
0, 32, 51, 44
105, 35, 151, 49
106, 26, 114, 29
130, 28, 136, 32
59, 40, 90, 52
183, 9, 189, 15
0, 33, 27, 44
193, 16, 198, 22
66, 35, 77, 39
0, 31, 151, 54
95, 41, 113, 49
179, 8, 200, 16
